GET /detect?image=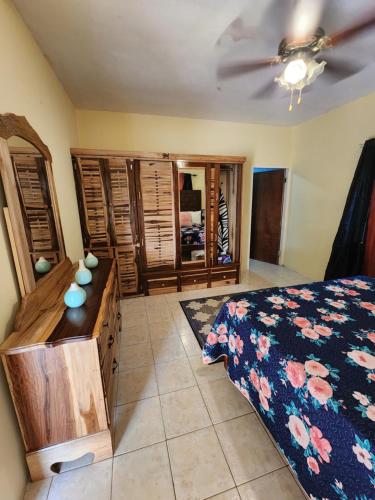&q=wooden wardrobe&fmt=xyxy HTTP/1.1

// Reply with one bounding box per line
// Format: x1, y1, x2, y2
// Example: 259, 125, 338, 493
71, 150, 244, 297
